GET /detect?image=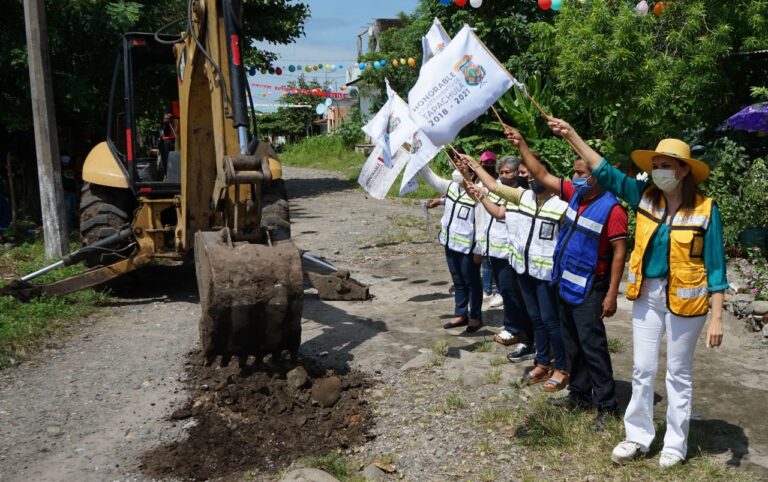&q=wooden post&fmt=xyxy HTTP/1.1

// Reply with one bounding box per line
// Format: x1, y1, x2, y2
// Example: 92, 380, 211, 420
6, 152, 17, 225
23, 0, 68, 258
